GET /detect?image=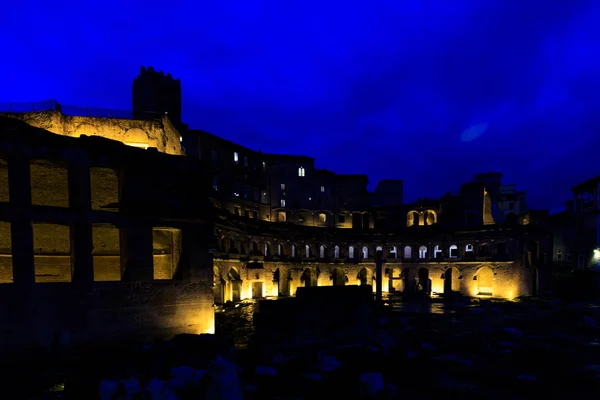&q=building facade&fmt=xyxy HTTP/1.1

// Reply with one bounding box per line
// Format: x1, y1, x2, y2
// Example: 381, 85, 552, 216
0, 116, 214, 356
